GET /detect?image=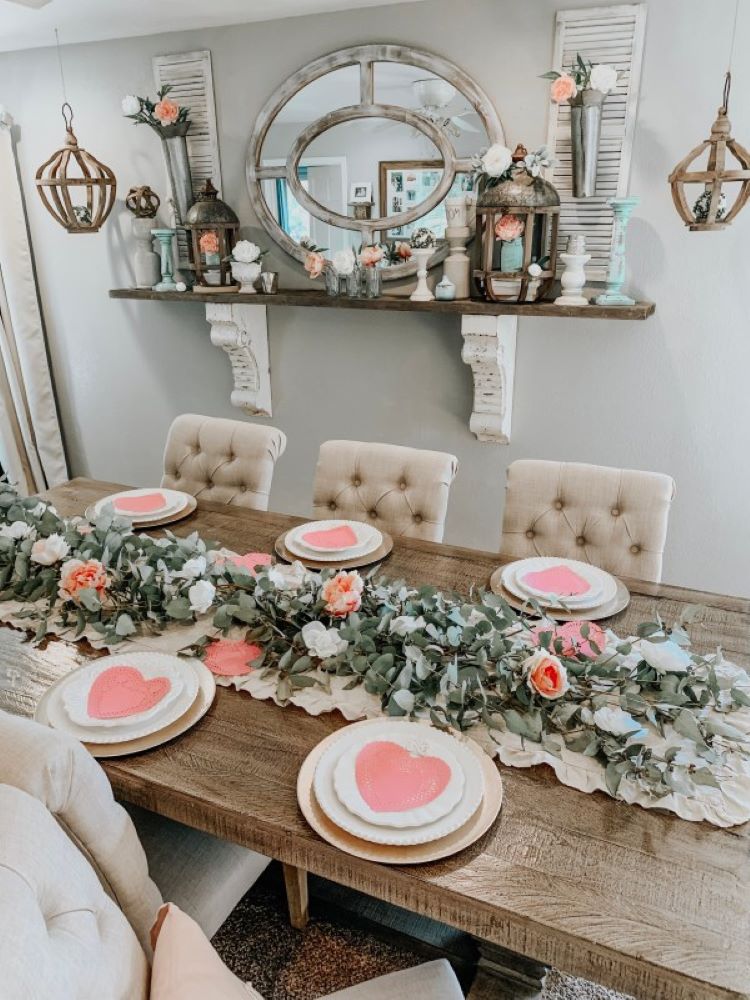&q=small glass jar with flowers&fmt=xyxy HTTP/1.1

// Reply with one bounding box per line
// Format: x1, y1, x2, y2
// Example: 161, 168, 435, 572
358, 244, 385, 298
